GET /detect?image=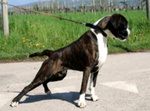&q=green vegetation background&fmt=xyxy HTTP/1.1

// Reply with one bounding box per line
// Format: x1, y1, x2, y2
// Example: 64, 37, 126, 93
0, 11, 150, 60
